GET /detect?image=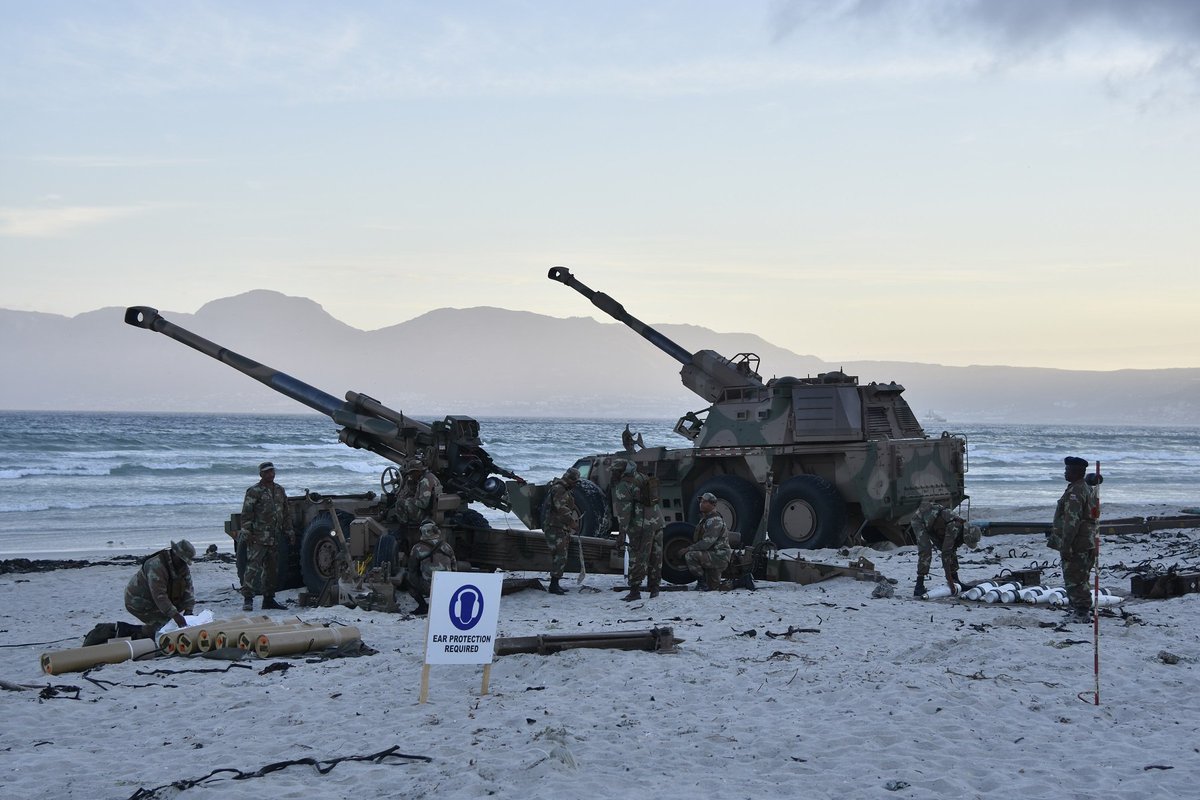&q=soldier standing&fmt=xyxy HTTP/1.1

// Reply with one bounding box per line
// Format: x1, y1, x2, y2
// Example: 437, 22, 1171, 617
239, 461, 290, 611
395, 458, 442, 525
633, 468, 664, 598
124, 539, 196, 638
612, 460, 649, 601
542, 467, 581, 596
406, 521, 458, 615
1049, 456, 1099, 622
685, 492, 731, 590
911, 501, 979, 596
